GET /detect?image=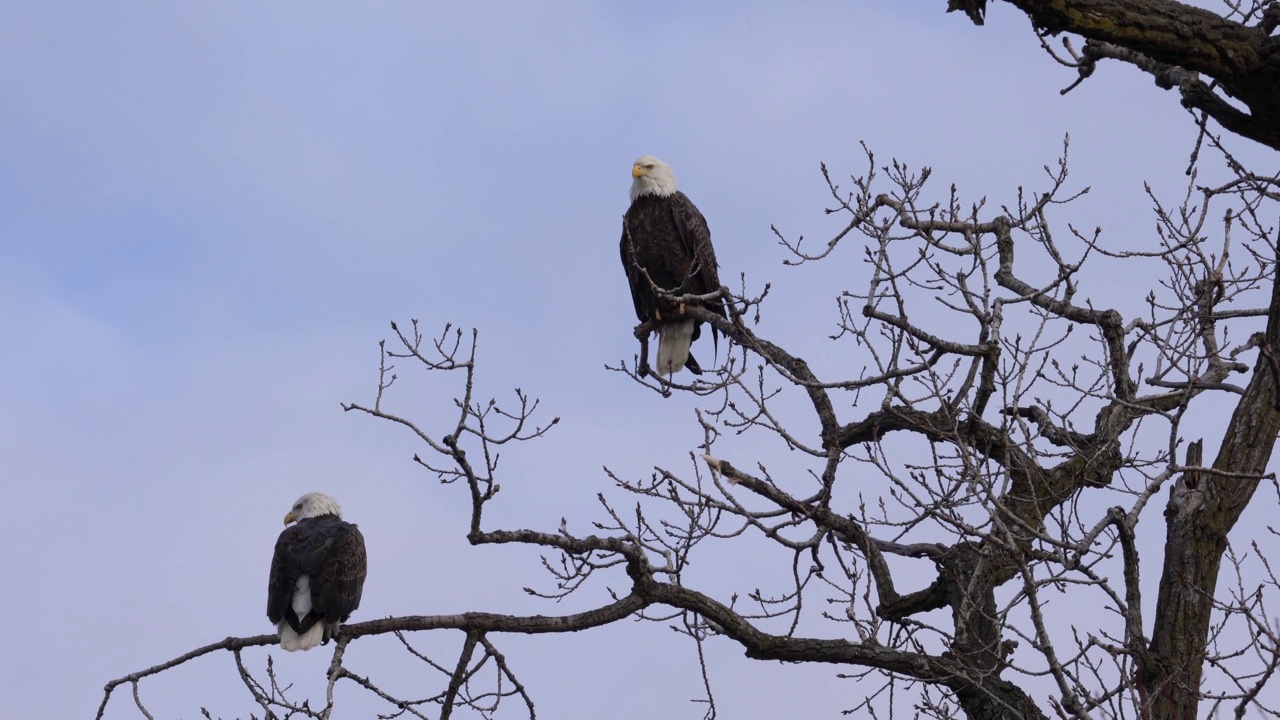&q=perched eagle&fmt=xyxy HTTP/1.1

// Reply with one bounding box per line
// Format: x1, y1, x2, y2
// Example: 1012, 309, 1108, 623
267, 492, 367, 652
620, 155, 726, 375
